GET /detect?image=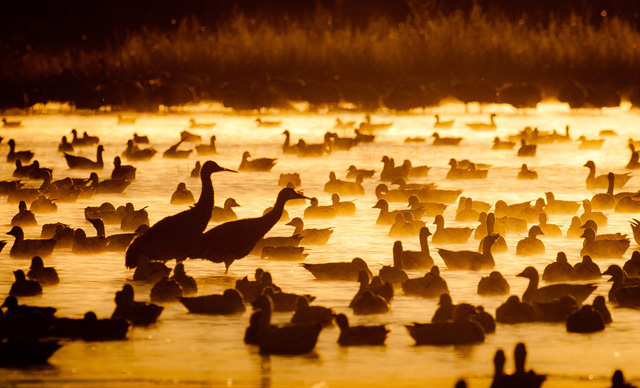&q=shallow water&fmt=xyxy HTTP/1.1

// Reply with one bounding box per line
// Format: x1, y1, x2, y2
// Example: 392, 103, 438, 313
0, 104, 639, 387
